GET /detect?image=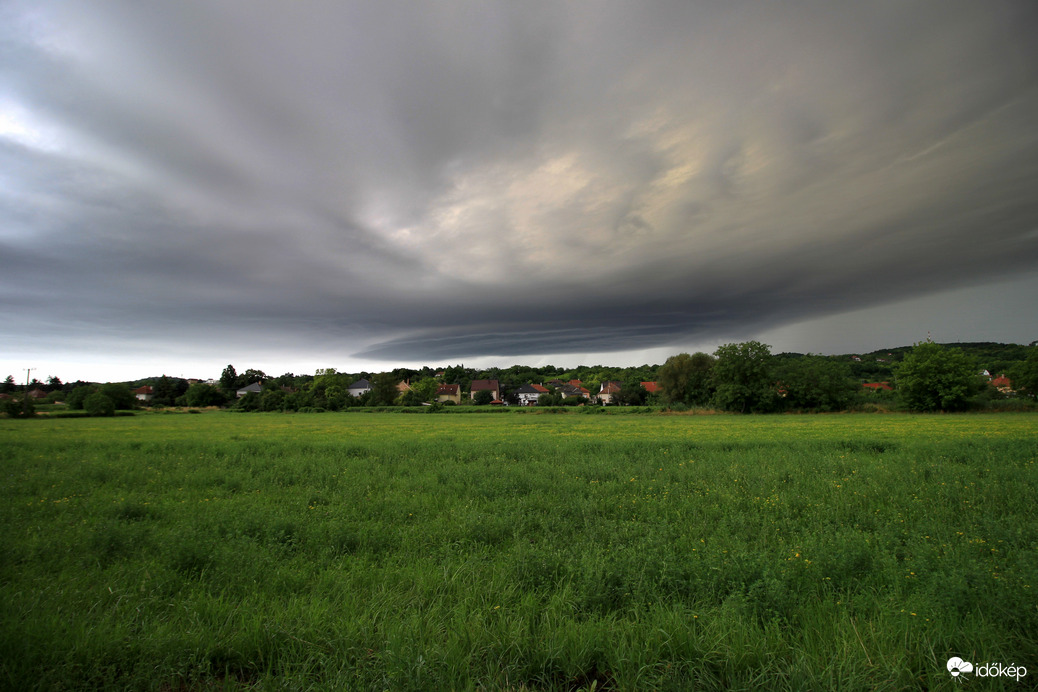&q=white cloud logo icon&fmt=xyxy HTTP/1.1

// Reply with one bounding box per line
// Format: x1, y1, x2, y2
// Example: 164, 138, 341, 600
947, 657, 974, 677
